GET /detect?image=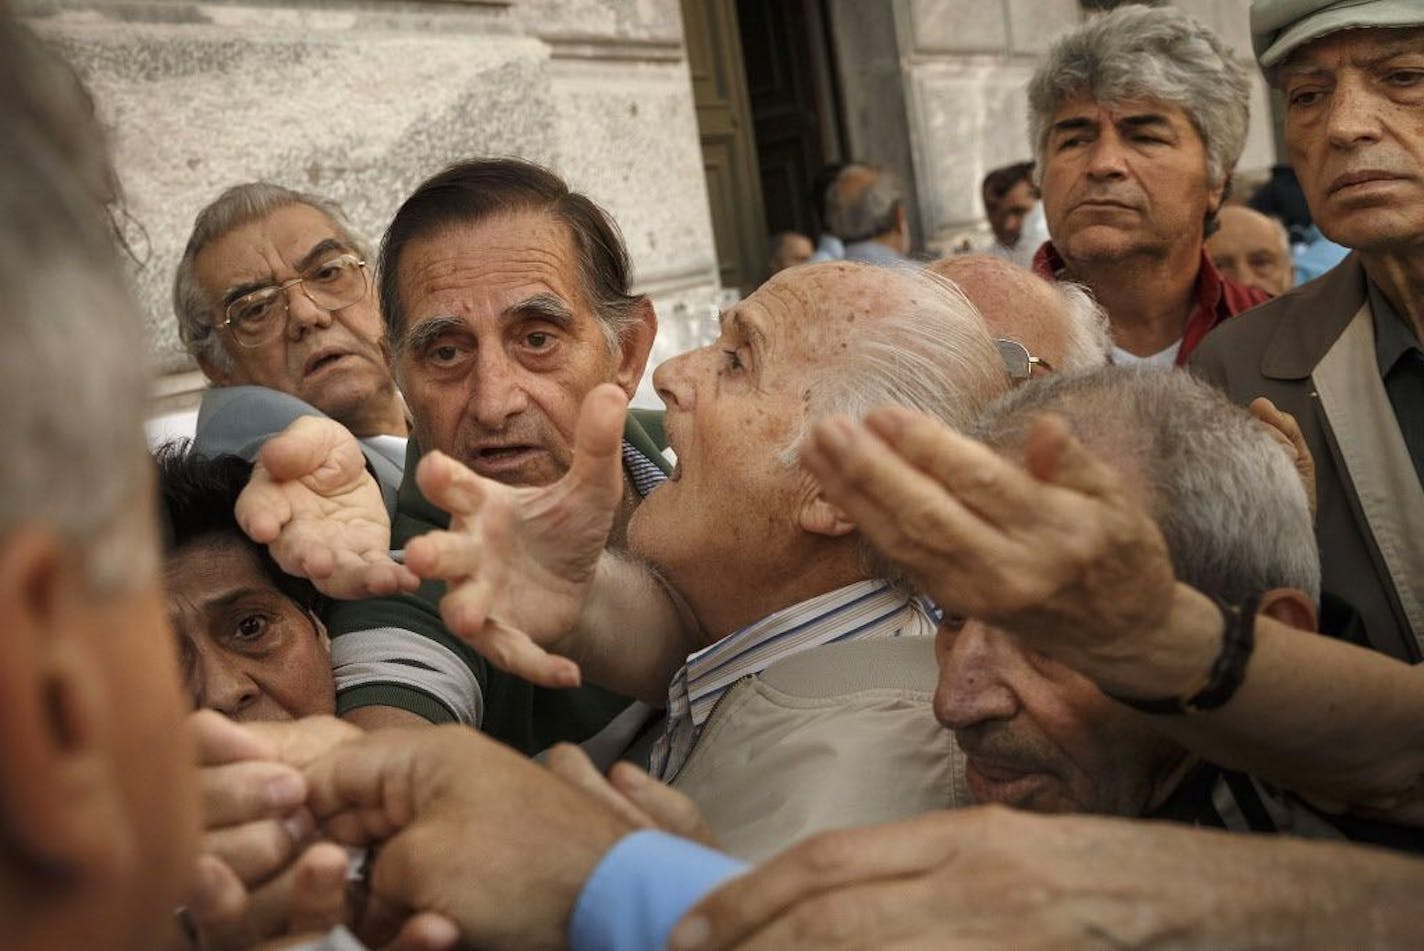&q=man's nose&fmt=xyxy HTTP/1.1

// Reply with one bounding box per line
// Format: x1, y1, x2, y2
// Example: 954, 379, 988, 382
1324, 76, 1384, 150
652, 349, 697, 412
285, 283, 335, 338
934, 622, 1020, 732
1084, 130, 1130, 181
468, 347, 532, 430
199, 651, 261, 720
